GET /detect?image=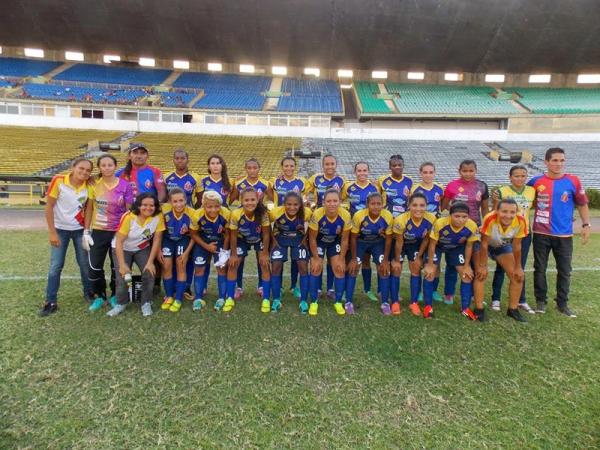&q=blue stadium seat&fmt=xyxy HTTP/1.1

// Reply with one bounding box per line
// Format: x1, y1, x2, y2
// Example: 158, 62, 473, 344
276, 78, 342, 113
159, 92, 197, 108
22, 83, 147, 105
54, 63, 171, 86
0, 57, 62, 78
